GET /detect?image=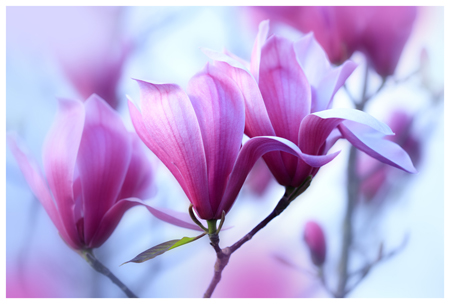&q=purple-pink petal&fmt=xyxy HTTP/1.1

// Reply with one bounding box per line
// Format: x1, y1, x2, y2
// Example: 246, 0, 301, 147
7, 134, 82, 250
42, 98, 85, 248
250, 19, 270, 83
77, 95, 132, 245
339, 121, 417, 173
188, 63, 245, 215
133, 79, 212, 219
259, 35, 311, 144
